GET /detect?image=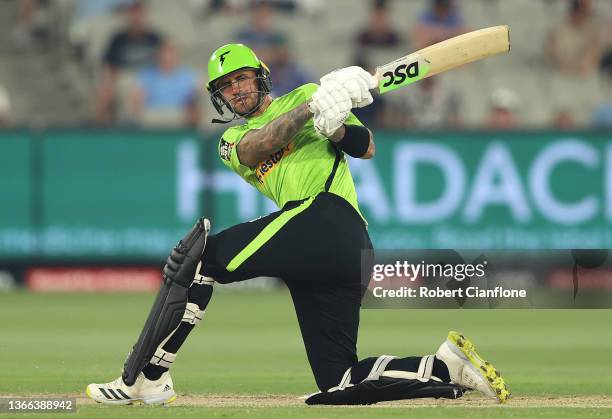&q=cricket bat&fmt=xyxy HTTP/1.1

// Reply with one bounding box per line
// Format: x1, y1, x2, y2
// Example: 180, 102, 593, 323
374, 26, 510, 94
